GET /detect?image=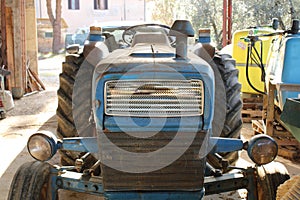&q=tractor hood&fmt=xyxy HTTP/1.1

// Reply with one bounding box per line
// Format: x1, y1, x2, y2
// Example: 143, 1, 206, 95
92, 43, 215, 132
90, 43, 215, 192
95, 44, 213, 75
